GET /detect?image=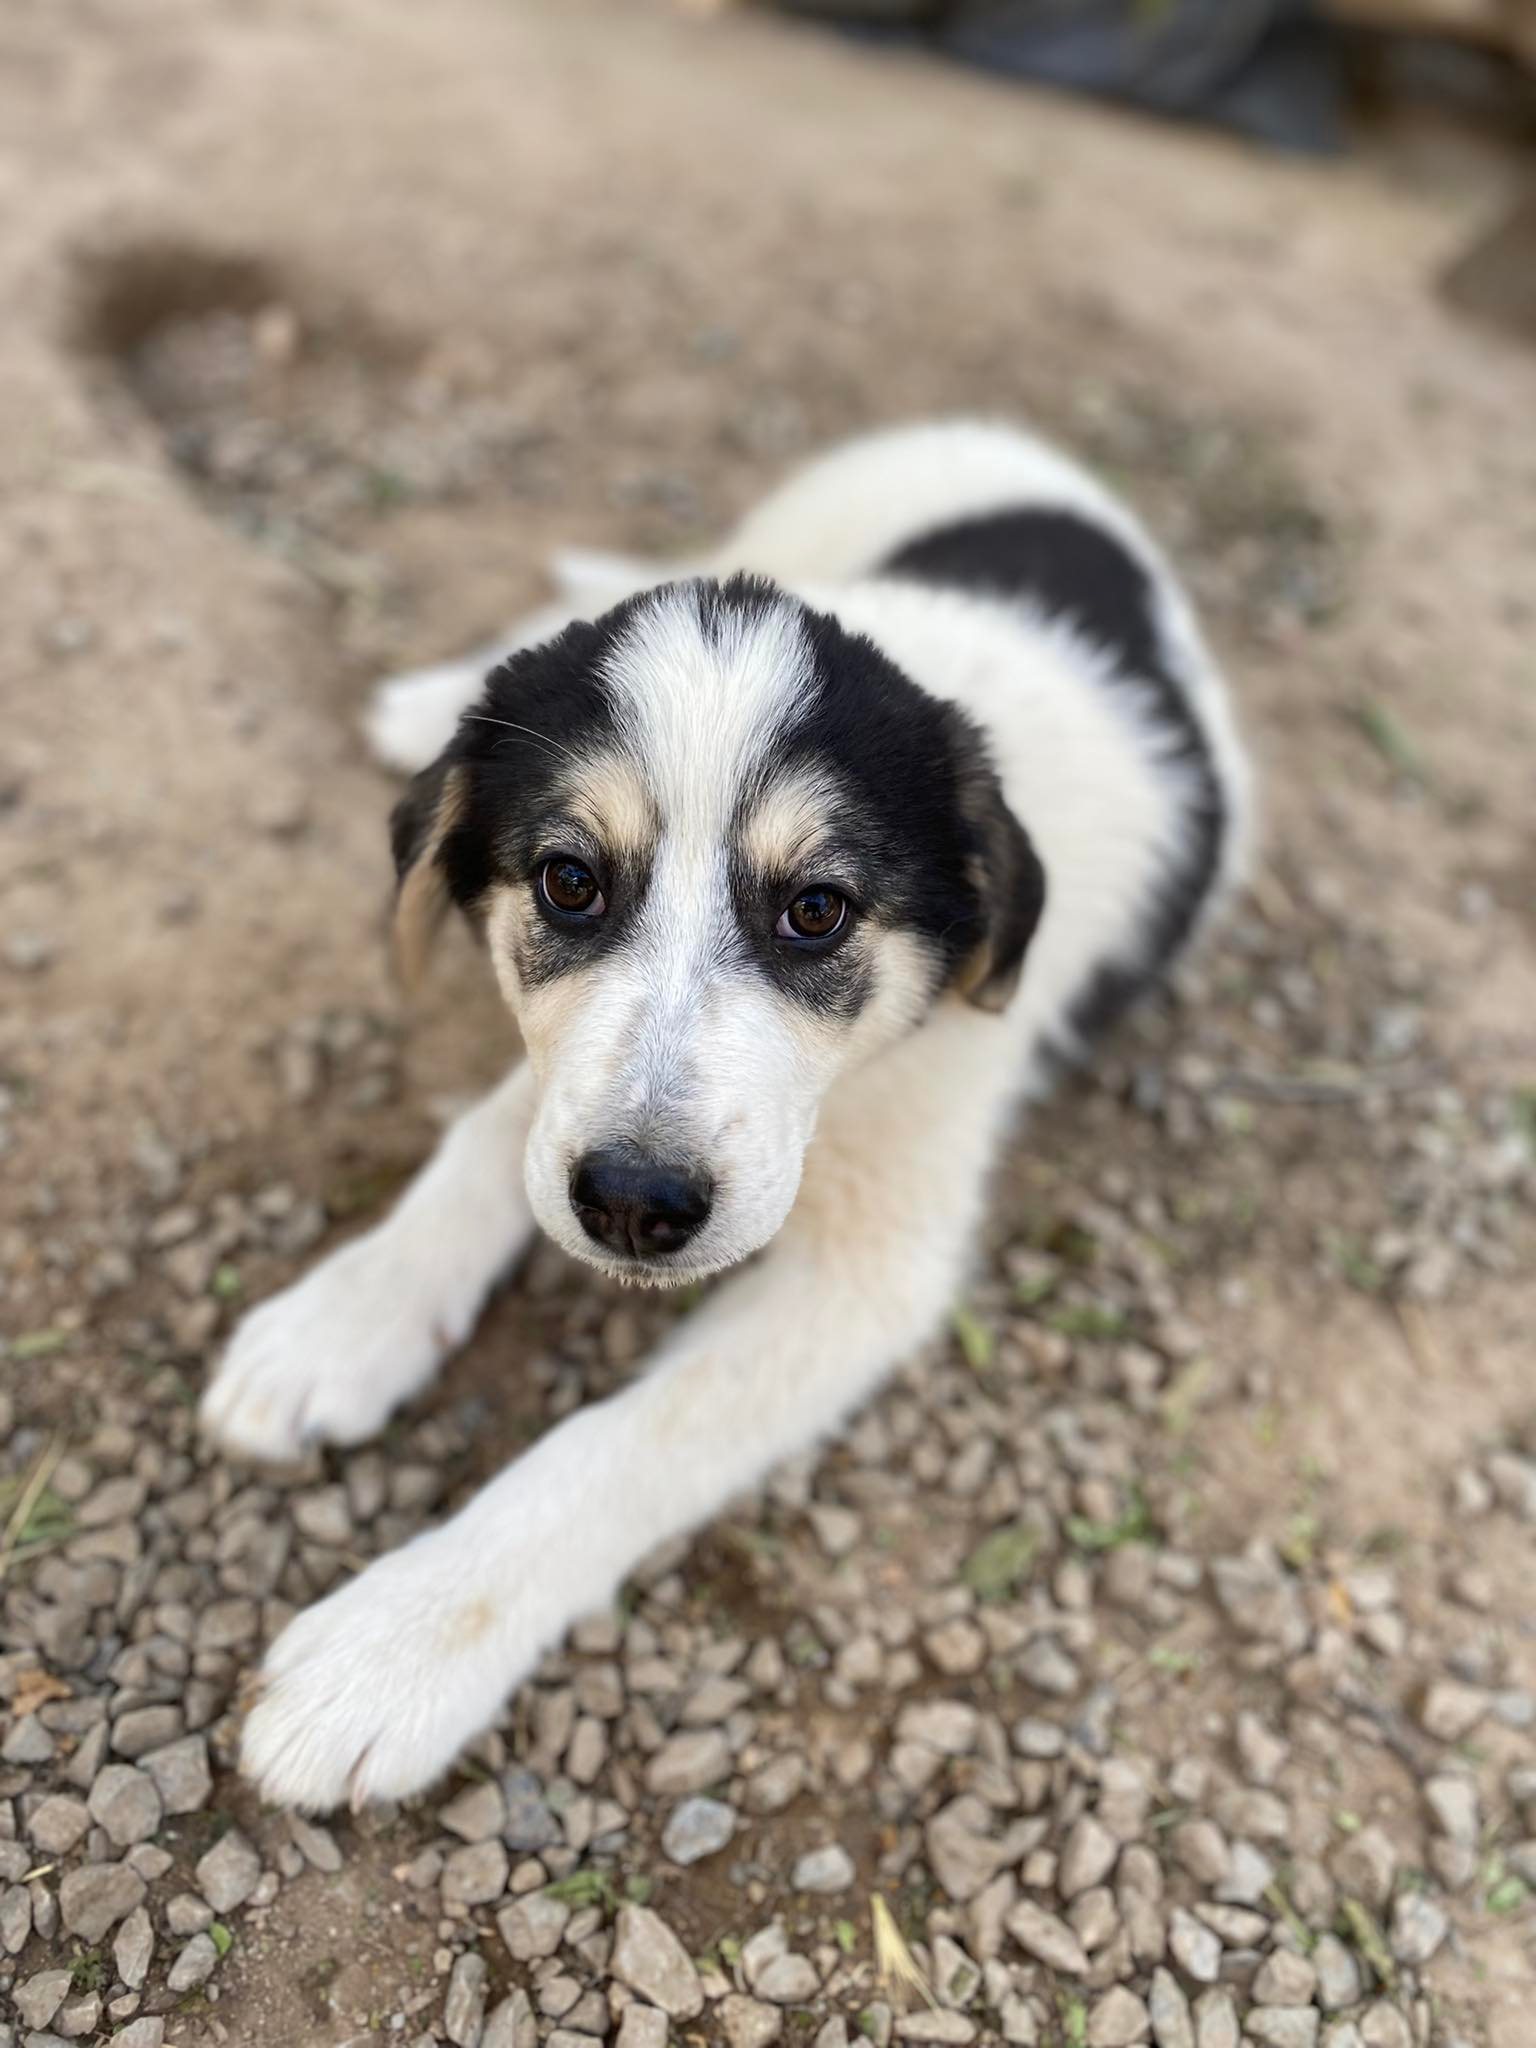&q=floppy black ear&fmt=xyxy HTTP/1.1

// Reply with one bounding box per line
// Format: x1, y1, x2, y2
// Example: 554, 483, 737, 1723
389, 753, 467, 989
956, 761, 1047, 1014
